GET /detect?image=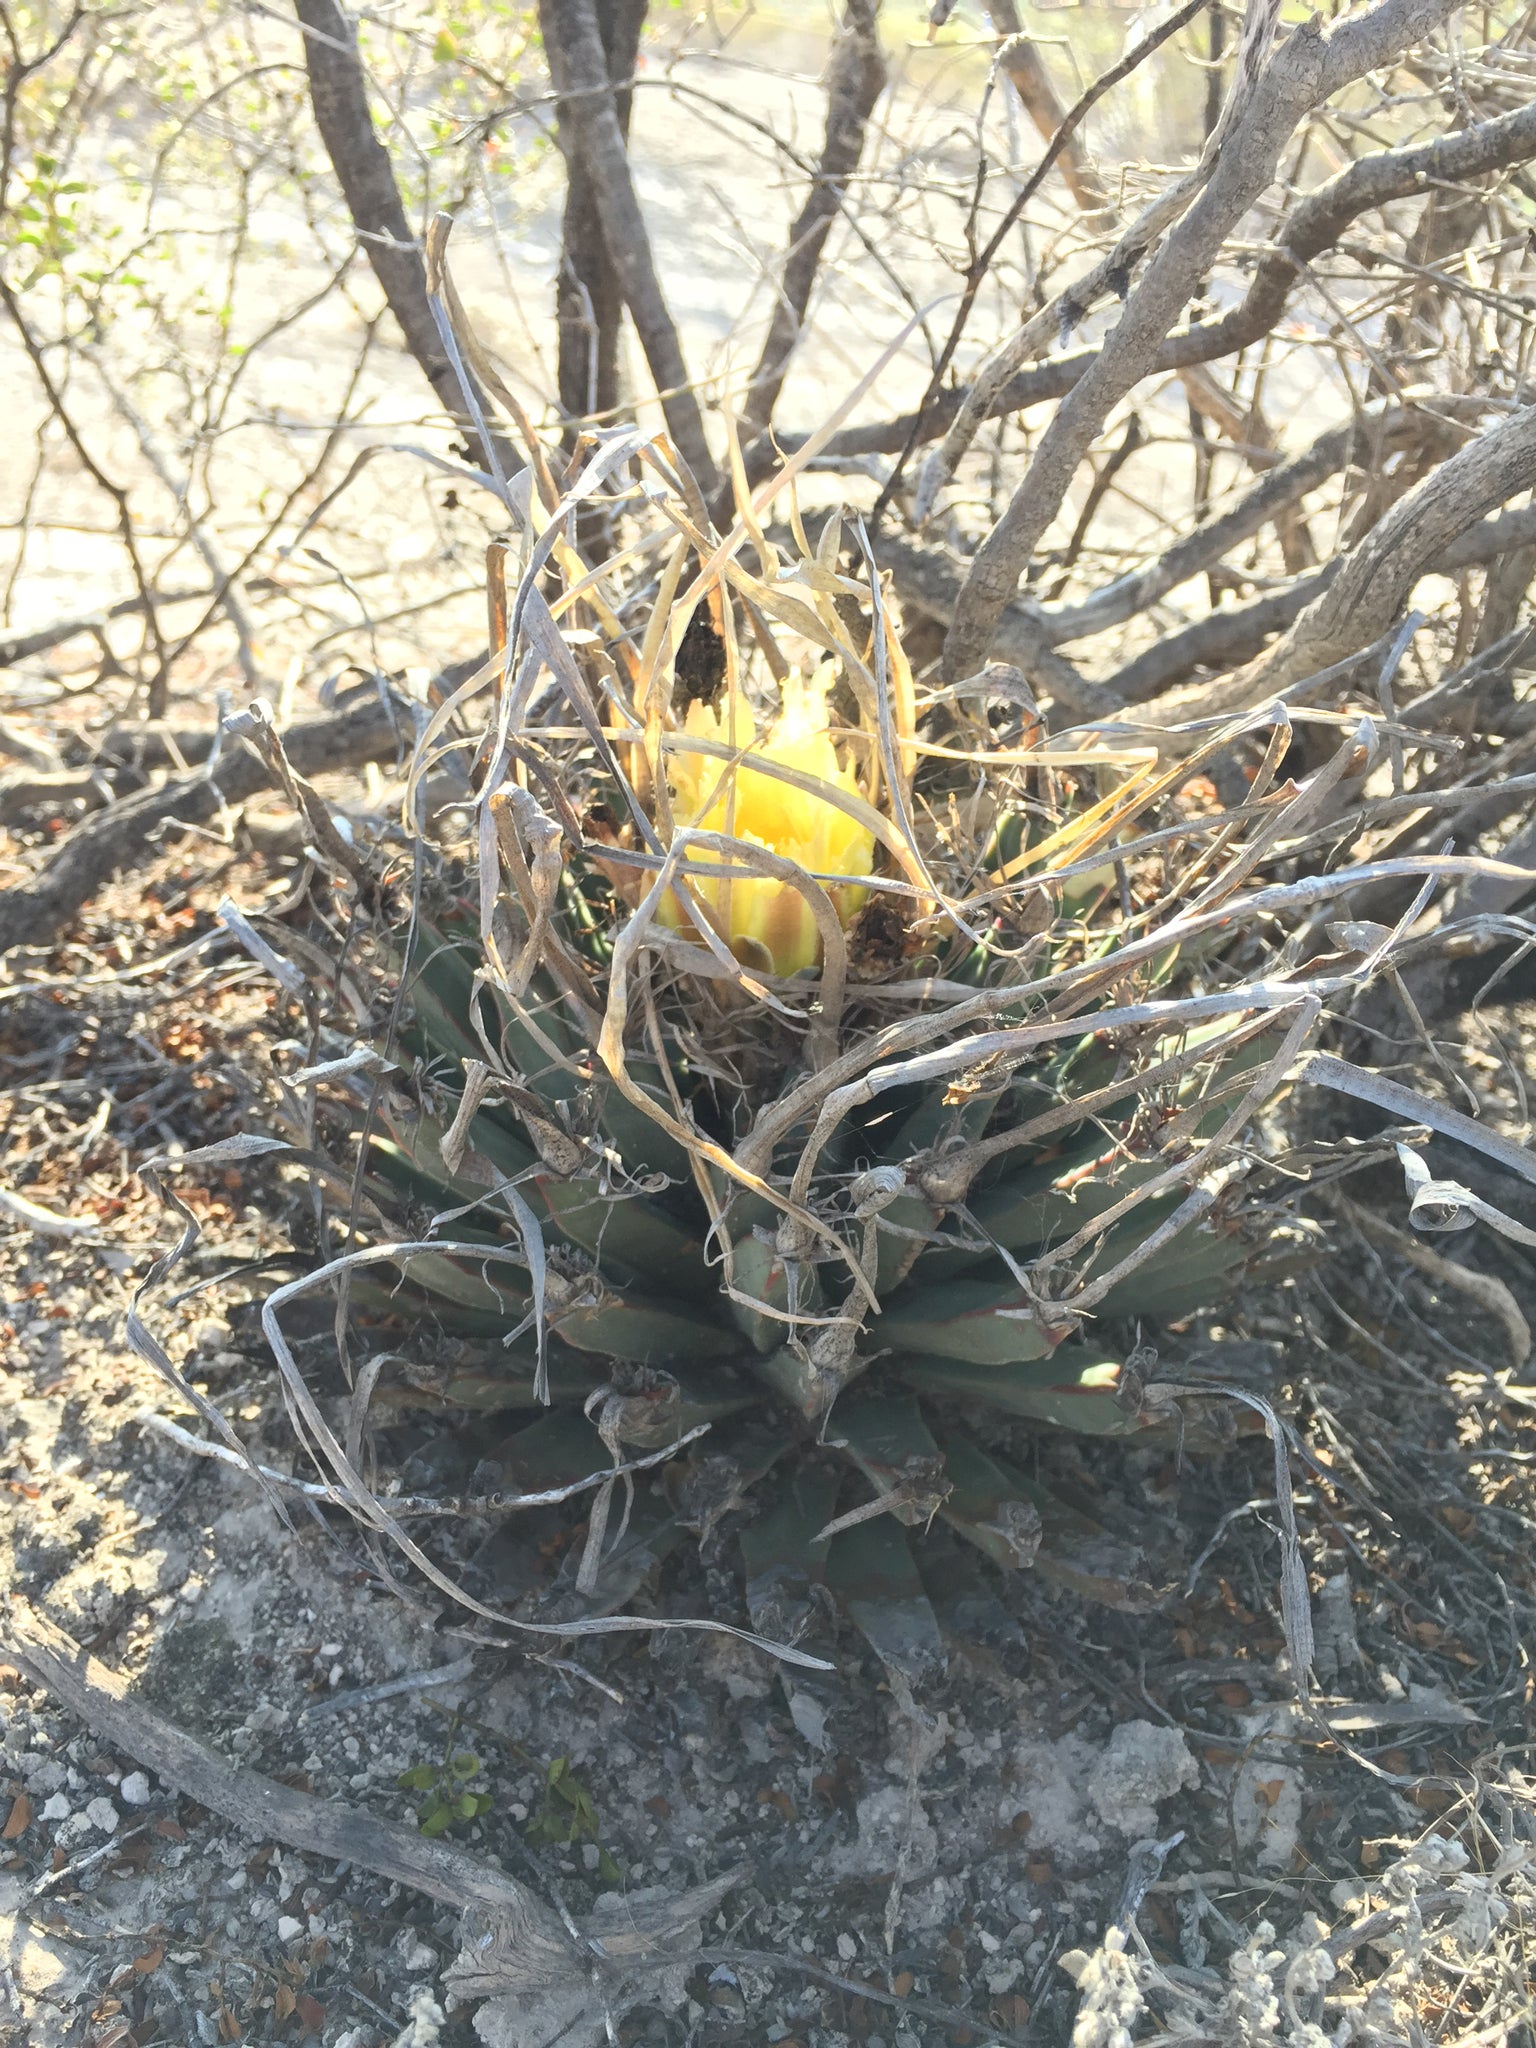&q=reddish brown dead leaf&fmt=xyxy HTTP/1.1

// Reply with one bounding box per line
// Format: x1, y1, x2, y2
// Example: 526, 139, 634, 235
3, 1793, 31, 1839
272, 1984, 295, 2022
296, 1994, 324, 2032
